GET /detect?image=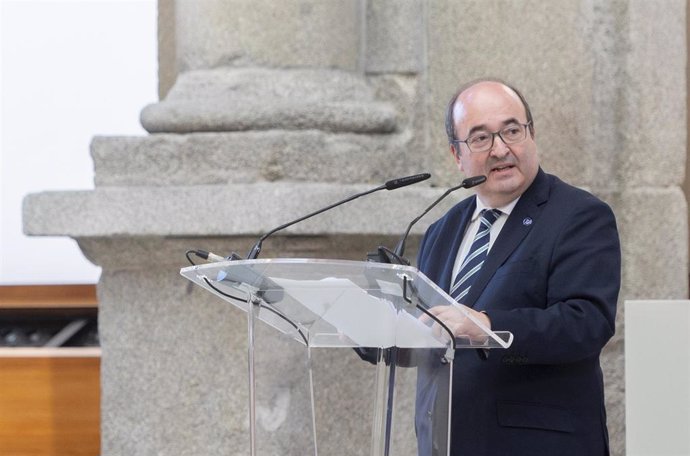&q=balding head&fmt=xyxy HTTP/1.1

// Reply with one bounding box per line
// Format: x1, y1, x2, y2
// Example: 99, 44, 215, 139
445, 78, 534, 143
